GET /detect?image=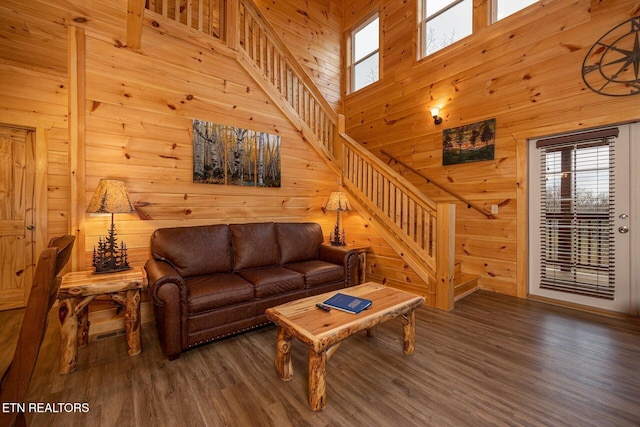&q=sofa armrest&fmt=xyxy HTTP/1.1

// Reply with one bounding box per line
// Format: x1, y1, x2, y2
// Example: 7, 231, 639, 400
144, 258, 187, 305
318, 245, 359, 287
144, 258, 188, 360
